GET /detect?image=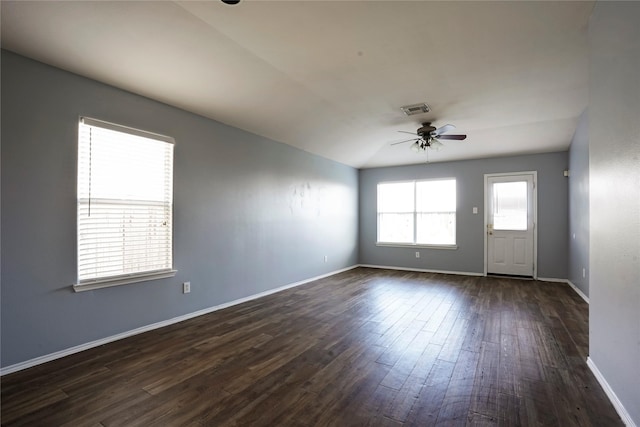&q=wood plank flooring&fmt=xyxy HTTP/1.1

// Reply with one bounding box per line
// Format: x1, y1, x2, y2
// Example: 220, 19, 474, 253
1, 268, 623, 426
